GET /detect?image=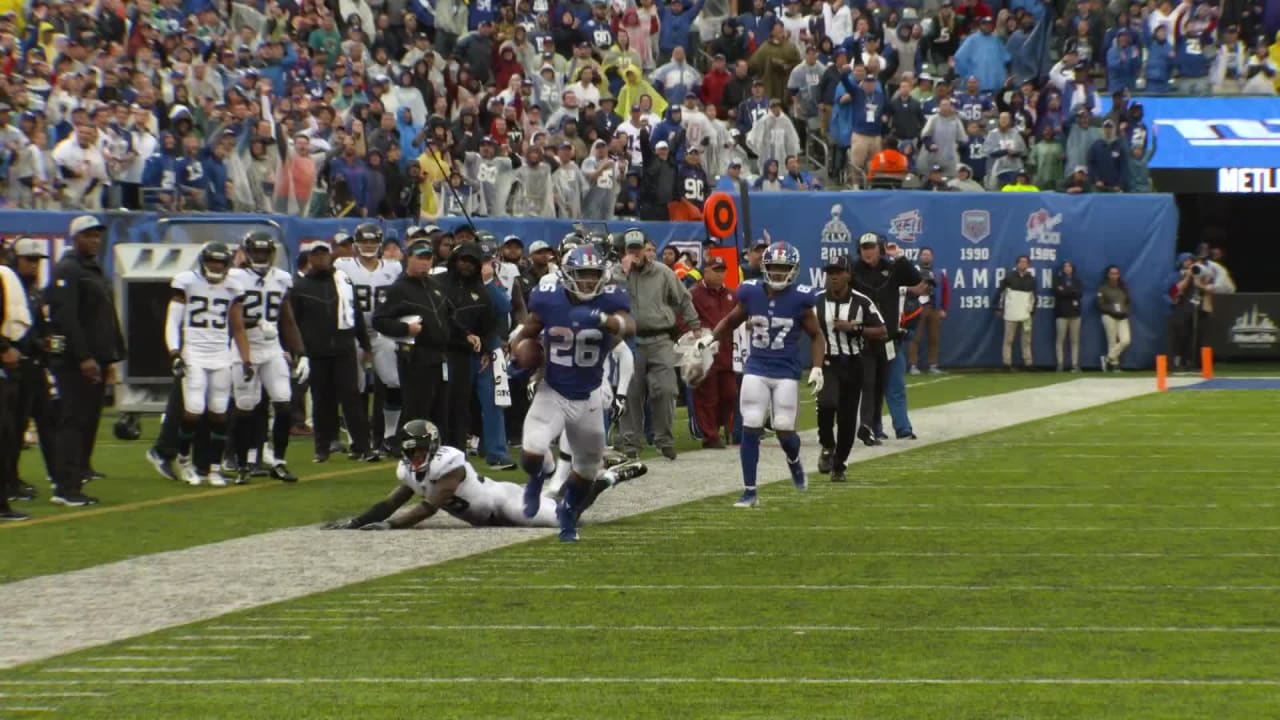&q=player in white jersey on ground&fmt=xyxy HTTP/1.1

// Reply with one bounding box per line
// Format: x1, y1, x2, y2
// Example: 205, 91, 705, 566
334, 222, 404, 452
326, 420, 646, 529
227, 231, 310, 485
166, 242, 254, 486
